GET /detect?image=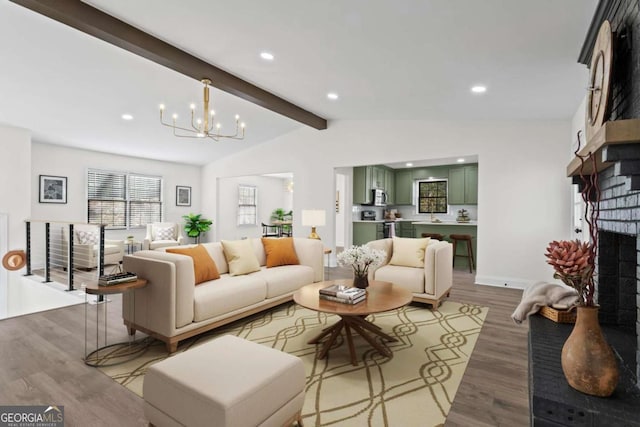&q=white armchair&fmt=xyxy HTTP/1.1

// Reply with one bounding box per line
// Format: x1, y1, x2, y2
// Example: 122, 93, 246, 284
366, 237, 453, 307
61, 224, 125, 270
143, 222, 185, 250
